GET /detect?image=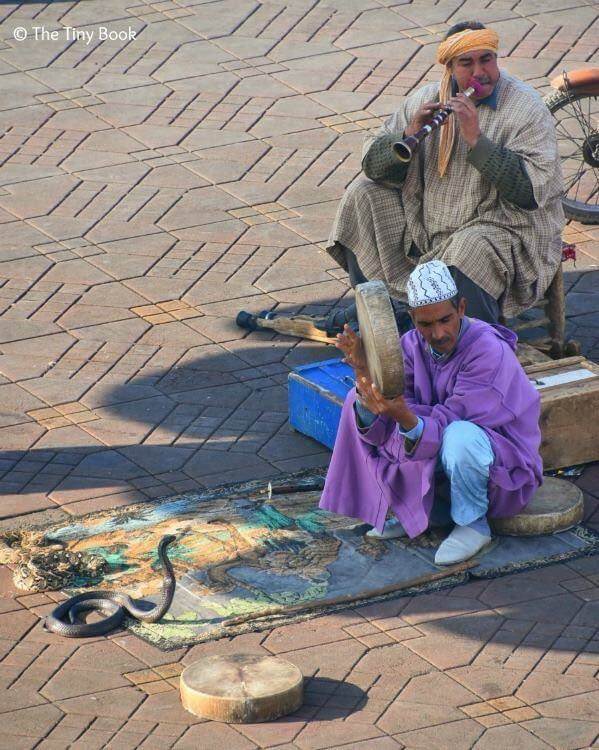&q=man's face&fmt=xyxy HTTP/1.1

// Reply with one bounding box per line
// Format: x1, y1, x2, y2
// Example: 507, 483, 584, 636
410, 298, 466, 354
450, 49, 500, 100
